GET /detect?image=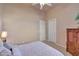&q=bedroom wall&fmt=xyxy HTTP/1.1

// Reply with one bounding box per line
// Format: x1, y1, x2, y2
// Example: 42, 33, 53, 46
0, 4, 44, 44
47, 4, 79, 48
0, 4, 2, 32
